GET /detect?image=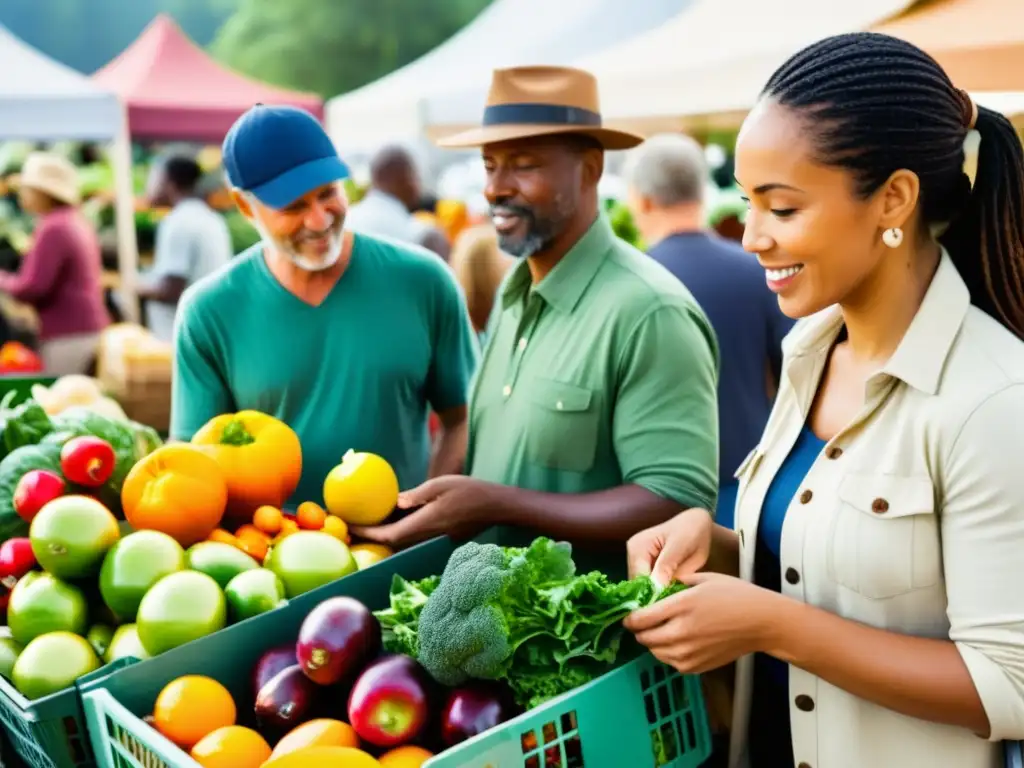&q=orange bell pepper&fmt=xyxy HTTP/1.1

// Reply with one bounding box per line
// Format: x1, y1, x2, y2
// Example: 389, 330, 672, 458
191, 411, 302, 521
121, 444, 228, 547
